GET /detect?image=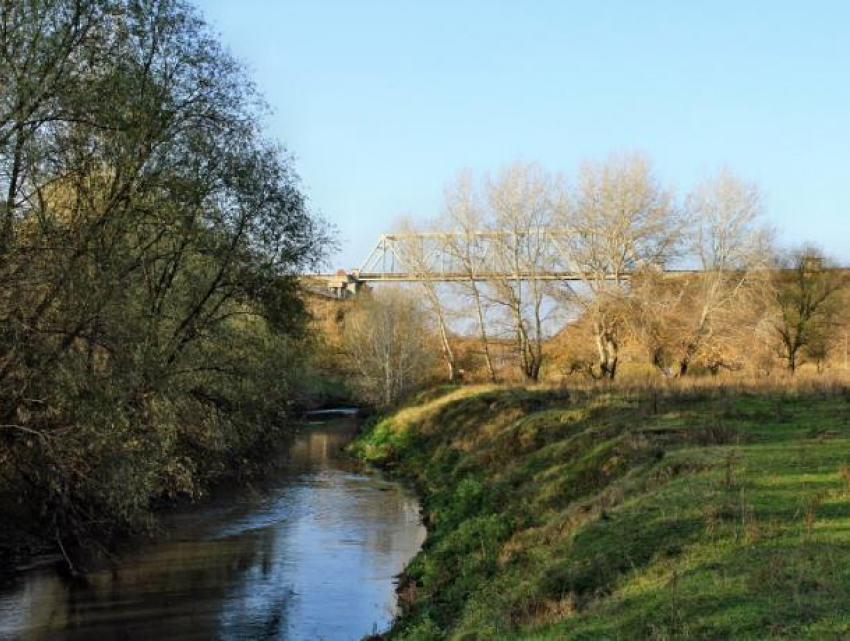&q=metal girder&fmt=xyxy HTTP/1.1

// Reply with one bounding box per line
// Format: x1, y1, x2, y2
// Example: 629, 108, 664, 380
303, 230, 703, 291
357, 230, 584, 282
